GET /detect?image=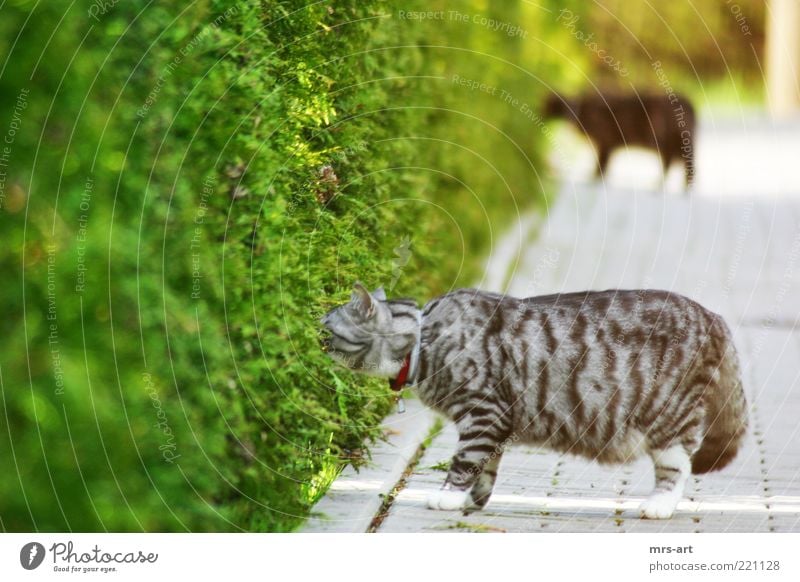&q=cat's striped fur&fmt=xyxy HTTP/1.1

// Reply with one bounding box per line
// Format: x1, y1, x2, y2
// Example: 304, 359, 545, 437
321, 284, 748, 519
